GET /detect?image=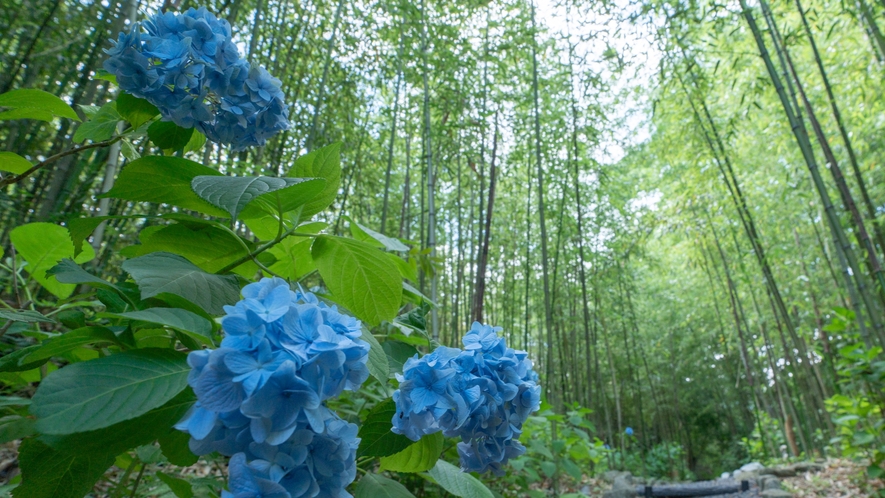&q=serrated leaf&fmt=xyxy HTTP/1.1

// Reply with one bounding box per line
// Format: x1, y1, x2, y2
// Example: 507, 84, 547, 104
158, 428, 199, 466
39, 388, 195, 456
0, 89, 79, 121
183, 130, 206, 153
192, 175, 322, 221
72, 101, 120, 143
266, 222, 326, 279
379, 432, 443, 473
239, 179, 327, 238
148, 121, 194, 150
12, 438, 114, 498
0, 152, 32, 174
357, 398, 414, 458
46, 259, 120, 292
78, 105, 101, 119
10, 223, 95, 298
360, 326, 389, 384
383, 341, 418, 375
130, 223, 256, 277
122, 252, 240, 315
66, 217, 111, 257
0, 415, 35, 444
18, 390, 194, 498
103, 308, 212, 343
102, 156, 227, 217
116, 93, 159, 129
349, 218, 409, 251
22, 326, 121, 363
427, 460, 495, 498
120, 138, 141, 161
157, 472, 194, 498
0, 309, 54, 323
354, 473, 416, 498
0, 346, 48, 373
30, 348, 190, 434
311, 235, 402, 326
288, 143, 341, 217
